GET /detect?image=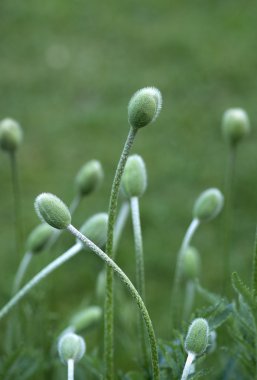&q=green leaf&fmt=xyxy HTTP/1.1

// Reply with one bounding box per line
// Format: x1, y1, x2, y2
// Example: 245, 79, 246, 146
231, 272, 257, 313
